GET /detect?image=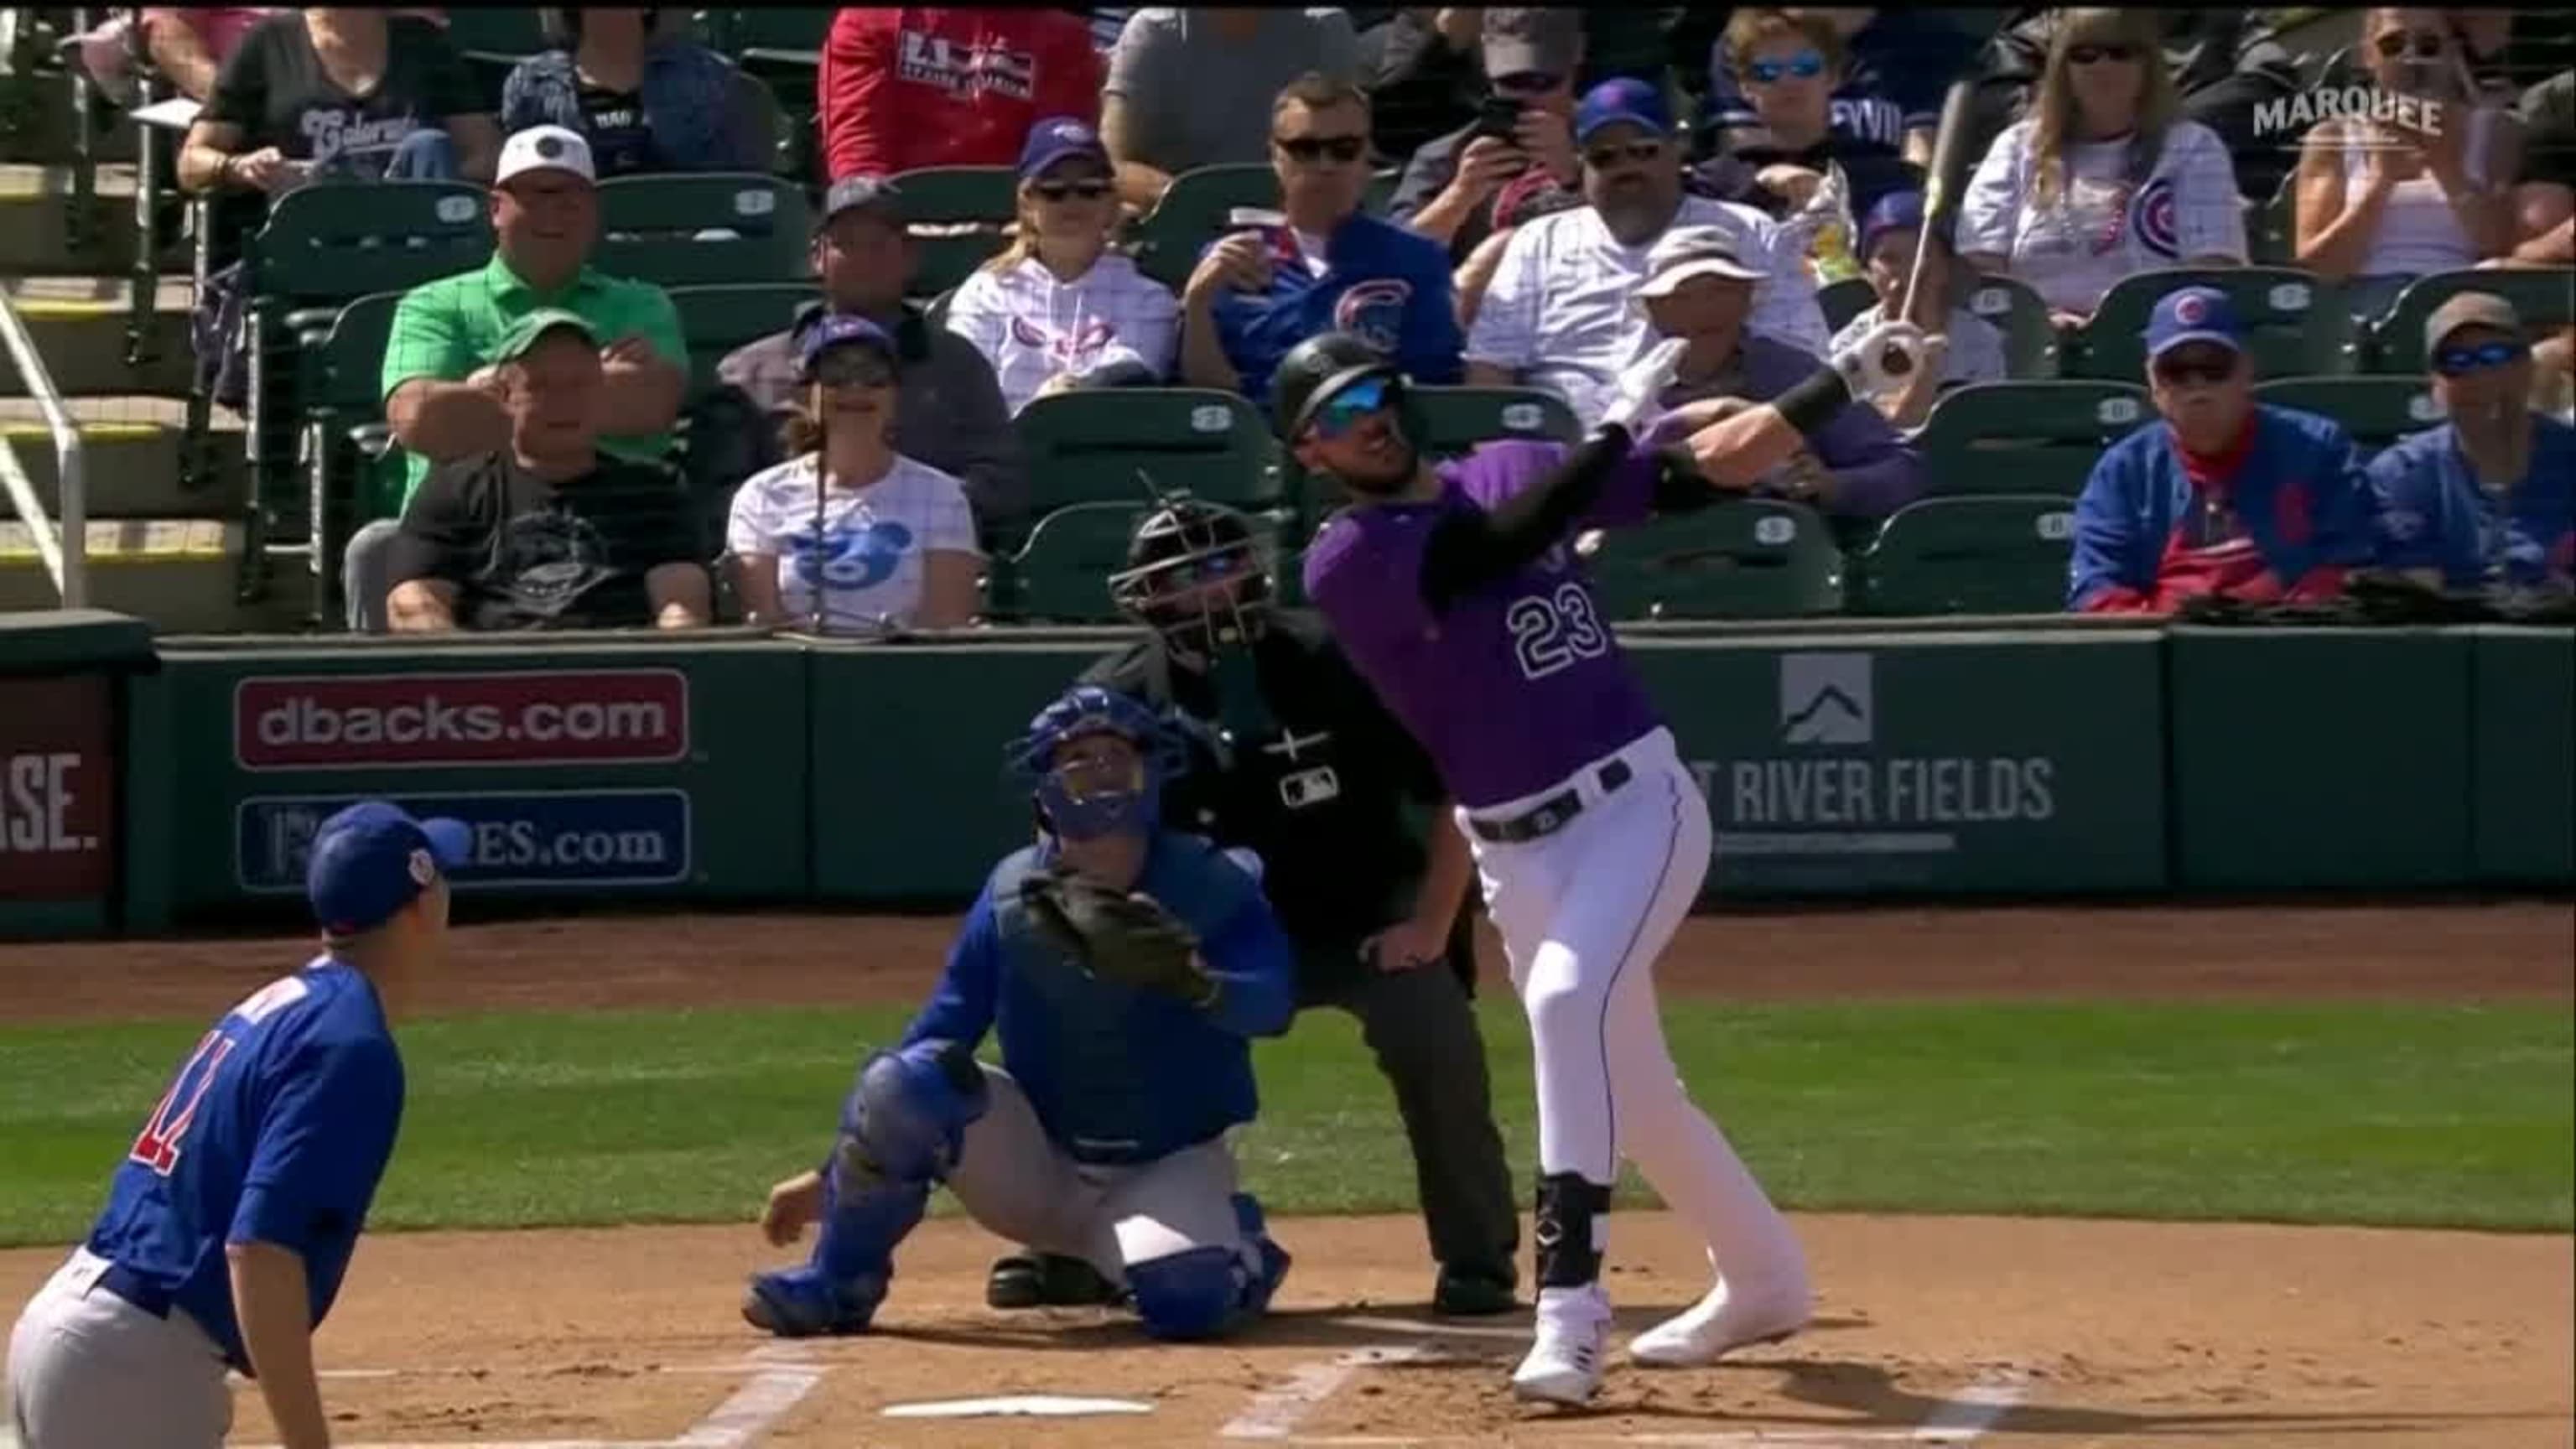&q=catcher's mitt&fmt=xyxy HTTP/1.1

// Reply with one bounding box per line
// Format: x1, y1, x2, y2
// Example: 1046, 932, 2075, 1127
1019, 867, 1218, 1007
